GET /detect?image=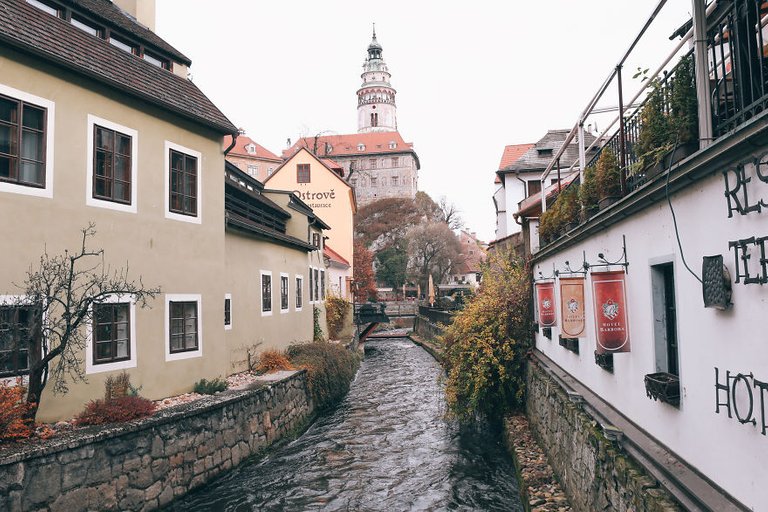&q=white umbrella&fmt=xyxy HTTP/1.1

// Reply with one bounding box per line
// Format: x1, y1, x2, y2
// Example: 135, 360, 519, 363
428, 274, 435, 307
